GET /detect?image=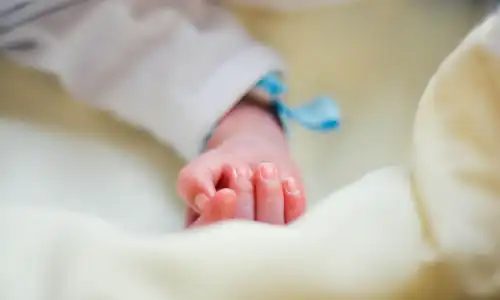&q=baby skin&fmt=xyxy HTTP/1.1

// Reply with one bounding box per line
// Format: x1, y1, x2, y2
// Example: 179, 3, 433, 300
177, 95, 306, 226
